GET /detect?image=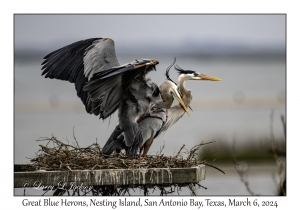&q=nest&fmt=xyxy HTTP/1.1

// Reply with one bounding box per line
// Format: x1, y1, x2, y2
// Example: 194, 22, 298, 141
30, 135, 220, 171
27, 134, 223, 196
